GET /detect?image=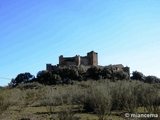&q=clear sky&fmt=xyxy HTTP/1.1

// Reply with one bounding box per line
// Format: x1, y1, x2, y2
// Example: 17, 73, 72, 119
0, 0, 160, 86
